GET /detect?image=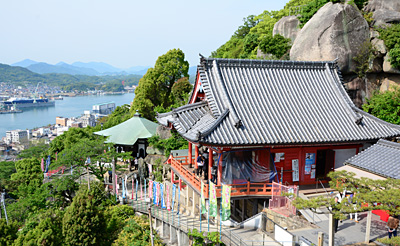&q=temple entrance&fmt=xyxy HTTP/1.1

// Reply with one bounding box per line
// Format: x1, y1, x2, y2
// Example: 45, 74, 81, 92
316, 150, 334, 179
